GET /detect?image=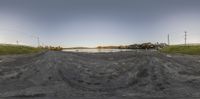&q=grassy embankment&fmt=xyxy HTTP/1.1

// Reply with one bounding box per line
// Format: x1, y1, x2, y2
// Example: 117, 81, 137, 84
0, 44, 44, 55
161, 45, 200, 55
